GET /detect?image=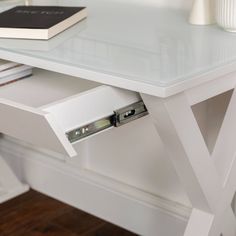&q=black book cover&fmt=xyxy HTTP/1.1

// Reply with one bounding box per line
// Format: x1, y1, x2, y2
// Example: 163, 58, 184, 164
0, 6, 86, 29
